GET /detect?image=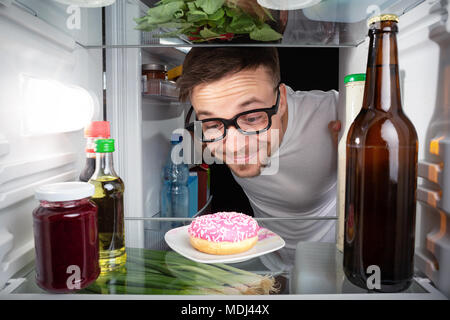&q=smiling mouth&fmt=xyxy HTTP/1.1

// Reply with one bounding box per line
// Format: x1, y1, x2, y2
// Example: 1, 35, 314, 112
229, 152, 258, 164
